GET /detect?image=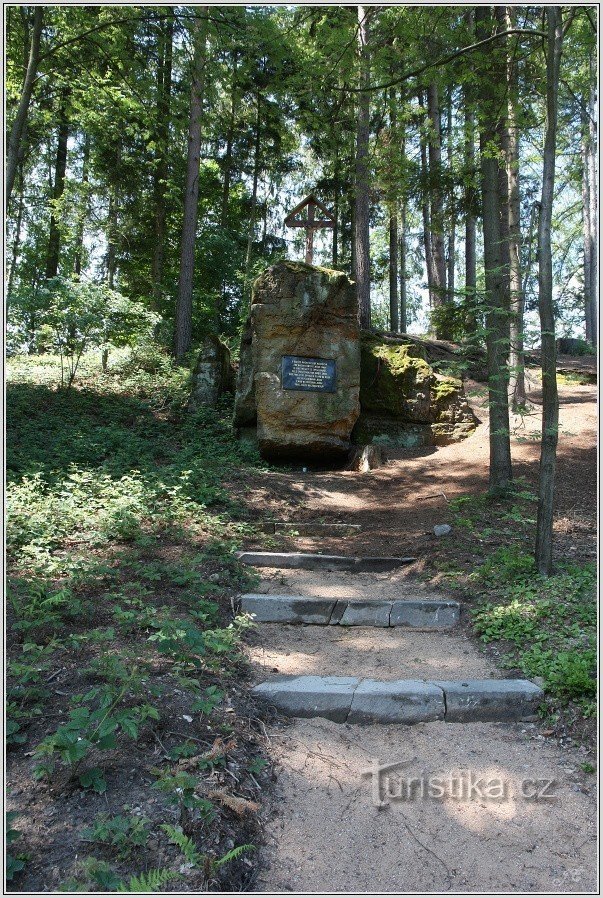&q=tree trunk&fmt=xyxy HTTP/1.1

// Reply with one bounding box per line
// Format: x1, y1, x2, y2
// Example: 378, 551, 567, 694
105, 142, 120, 290
534, 7, 563, 576
7, 167, 25, 309
220, 50, 239, 228
427, 82, 447, 313
418, 93, 435, 308
45, 89, 70, 279
74, 133, 90, 278
388, 86, 399, 332
355, 5, 371, 328
332, 150, 340, 269
152, 12, 174, 309
462, 10, 478, 337
174, 11, 208, 362
583, 135, 593, 344
6, 6, 43, 208
583, 52, 597, 347
446, 88, 455, 305
476, 5, 513, 495
399, 197, 408, 333
506, 7, 526, 409
244, 91, 262, 294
